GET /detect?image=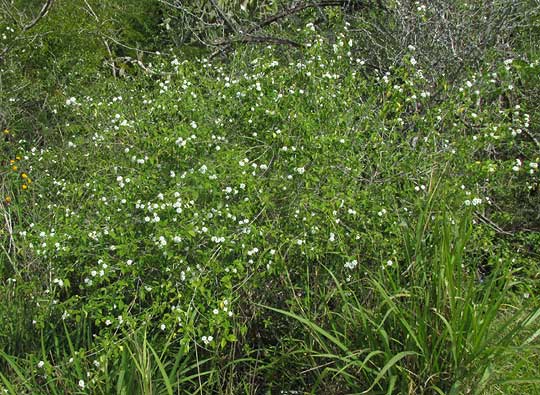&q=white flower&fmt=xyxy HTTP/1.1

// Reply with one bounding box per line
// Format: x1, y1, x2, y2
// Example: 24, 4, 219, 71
158, 236, 167, 247
296, 167, 305, 174
344, 259, 357, 269
176, 137, 186, 147
53, 278, 64, 287
78, 380, 85, 389
472, 198, 482, 206
160, 324, 166, 331
37, 360, 45, 368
